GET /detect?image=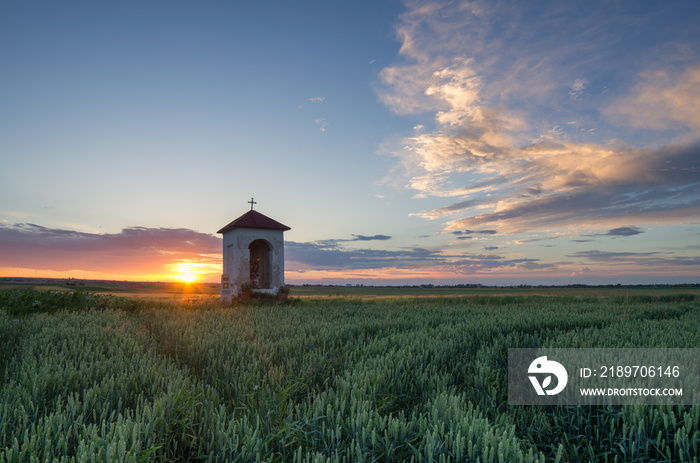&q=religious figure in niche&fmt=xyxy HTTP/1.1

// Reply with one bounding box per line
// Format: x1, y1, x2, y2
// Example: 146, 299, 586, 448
250, 258, 260, 288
